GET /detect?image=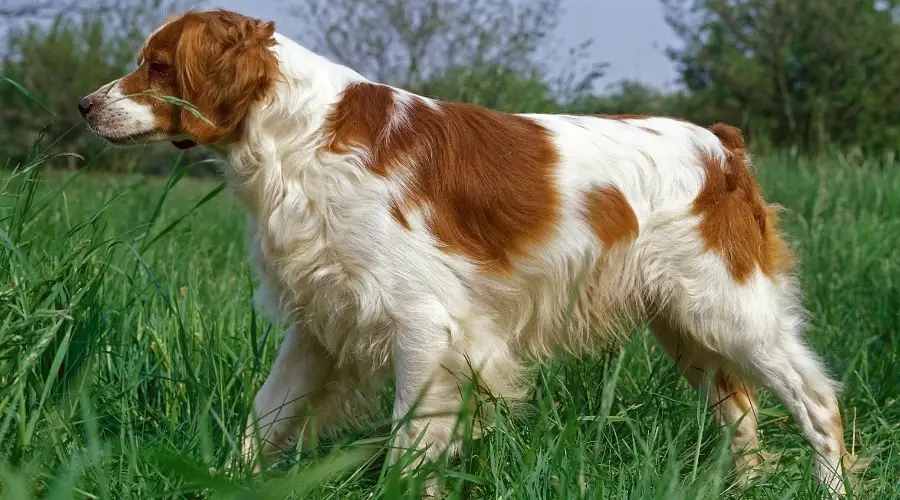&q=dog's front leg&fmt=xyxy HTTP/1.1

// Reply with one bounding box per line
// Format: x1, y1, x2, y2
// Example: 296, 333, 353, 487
238, 326, 337, 469
388, 320, 470, 496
